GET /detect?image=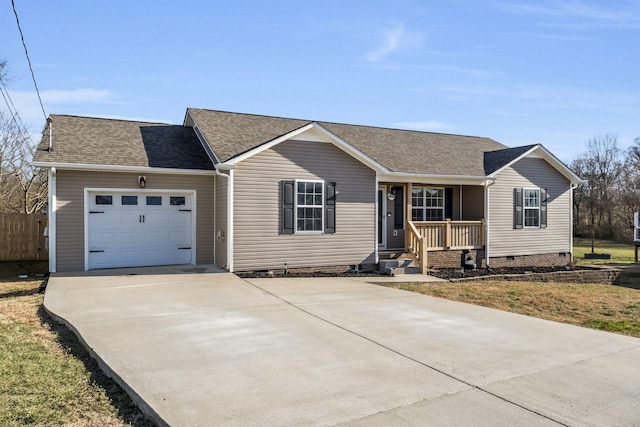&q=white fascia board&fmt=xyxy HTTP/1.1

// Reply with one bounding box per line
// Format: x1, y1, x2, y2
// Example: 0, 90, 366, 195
224, 122, 388, 174
488, 144, 583, 185
182, 111, 219, 163
381, 172, 494, 186
192, 124, 221, 165
32, 161, 216, 176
